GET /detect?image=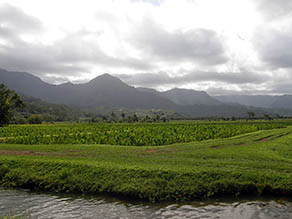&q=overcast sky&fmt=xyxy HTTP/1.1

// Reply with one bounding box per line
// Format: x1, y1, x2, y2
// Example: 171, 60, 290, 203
0, 0, 291, 95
